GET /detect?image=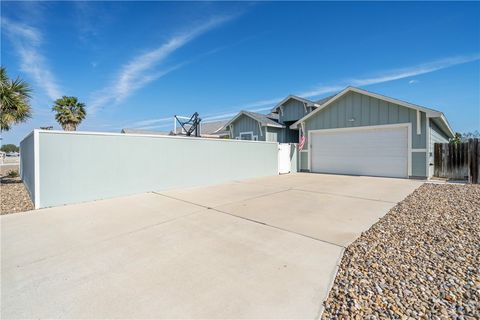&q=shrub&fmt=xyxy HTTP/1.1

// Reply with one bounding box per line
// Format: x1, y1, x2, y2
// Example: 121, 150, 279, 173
6, 170, 19, 178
